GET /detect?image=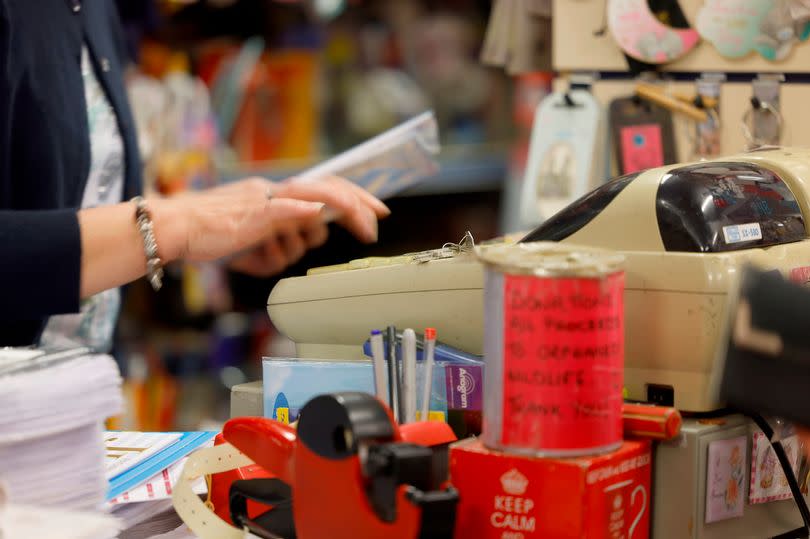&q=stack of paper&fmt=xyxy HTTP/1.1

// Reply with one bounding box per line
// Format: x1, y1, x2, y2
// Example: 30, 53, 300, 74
0, 350, 123, 511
